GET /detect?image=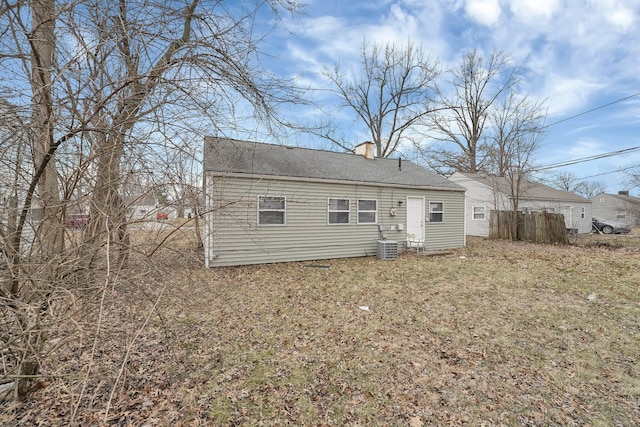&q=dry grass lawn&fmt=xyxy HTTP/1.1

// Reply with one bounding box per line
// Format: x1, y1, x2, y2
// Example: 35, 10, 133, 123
2, 227, 639, 426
